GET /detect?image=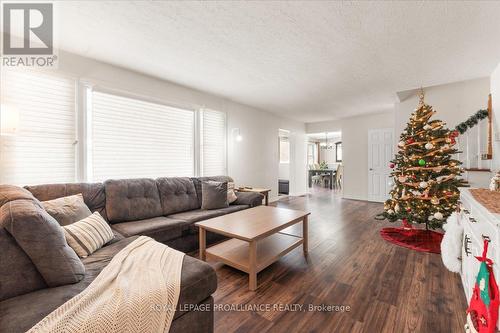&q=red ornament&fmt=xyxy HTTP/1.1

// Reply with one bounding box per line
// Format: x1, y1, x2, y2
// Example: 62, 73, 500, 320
389, 163, 395, 168
450, 138, 456, 145
406, 138, 415, 144
406, 207, 411, 212
451, 130, 459, 138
